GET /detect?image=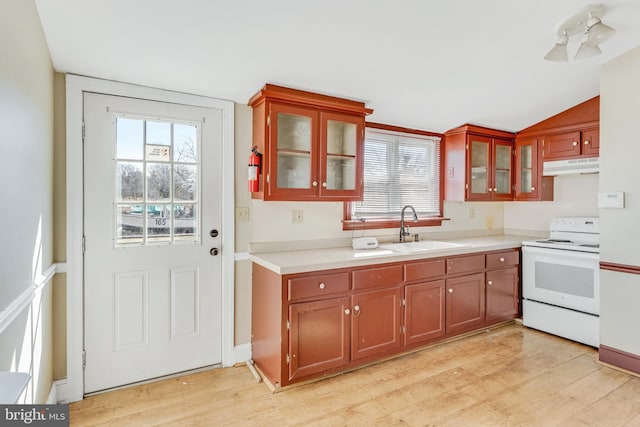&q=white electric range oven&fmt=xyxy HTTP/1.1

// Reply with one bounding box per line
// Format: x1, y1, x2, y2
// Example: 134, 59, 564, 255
521, 217, 600, 347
